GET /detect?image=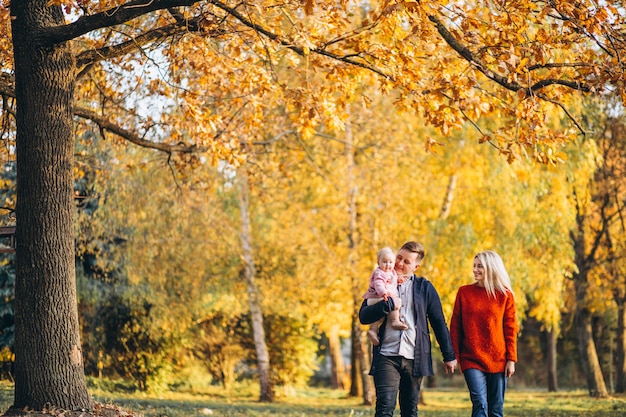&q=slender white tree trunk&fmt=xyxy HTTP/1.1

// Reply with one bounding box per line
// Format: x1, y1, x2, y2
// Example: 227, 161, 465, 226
238, 167, 274, 402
